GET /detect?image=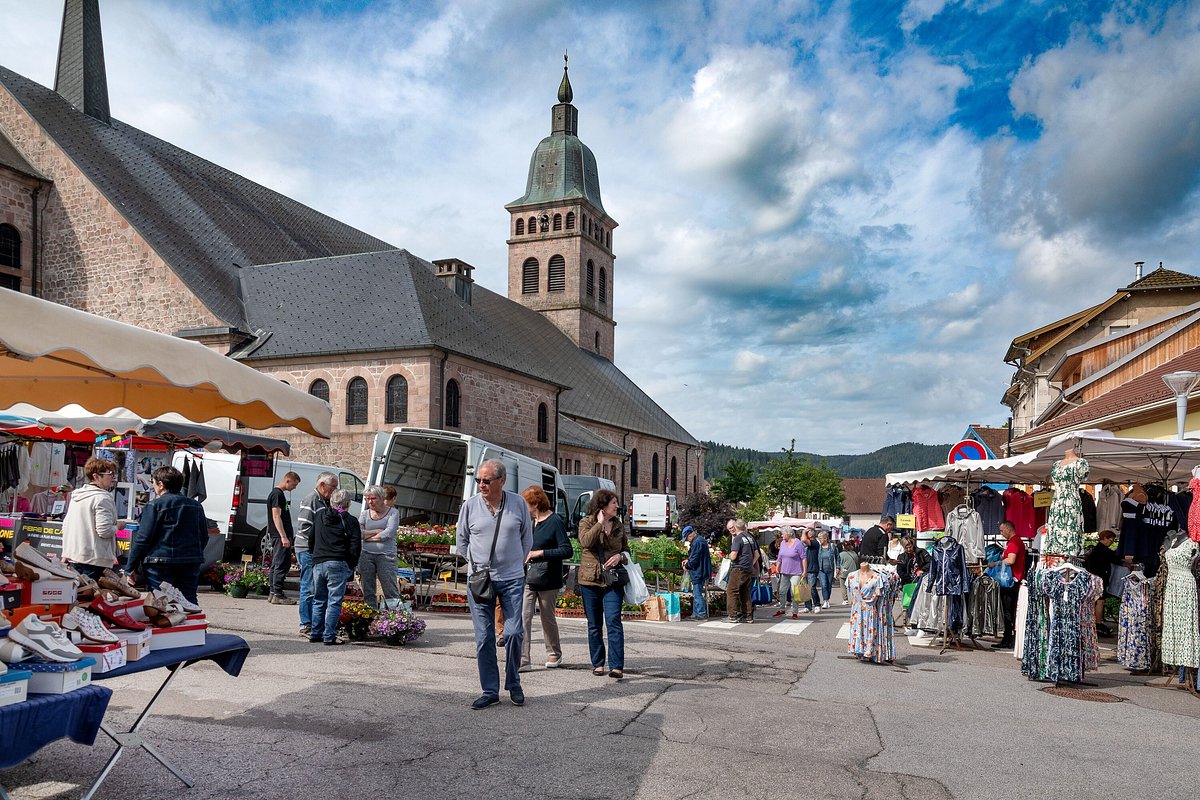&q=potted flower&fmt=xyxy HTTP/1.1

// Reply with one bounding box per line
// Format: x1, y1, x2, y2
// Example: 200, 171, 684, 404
555, 592, 585, 617
243, 564, 269, 595
339, 600, 379, 640
224, 569, 254, 598
367, 609, 427, 645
